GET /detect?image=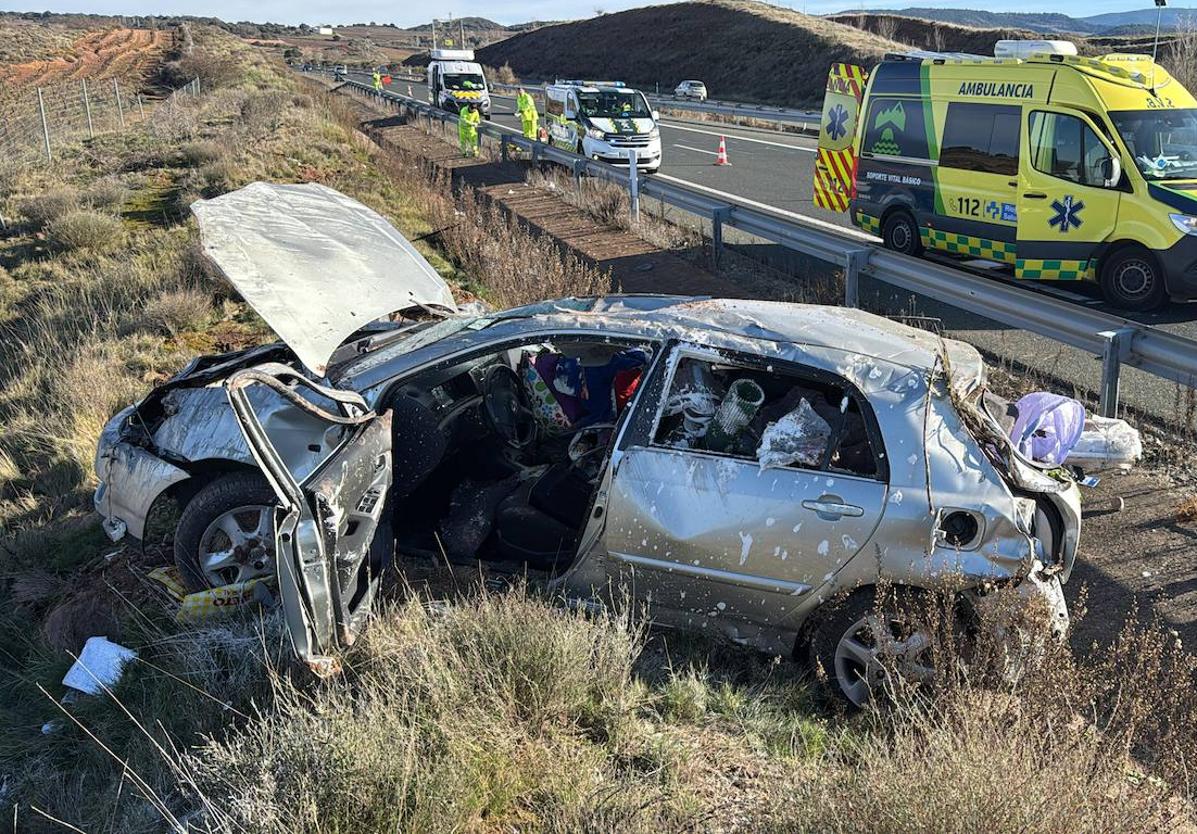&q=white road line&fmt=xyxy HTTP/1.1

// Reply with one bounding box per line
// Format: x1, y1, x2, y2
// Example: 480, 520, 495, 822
673, 143, 719, 156
650, 173, 878, 242
660, 121, 816, 152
